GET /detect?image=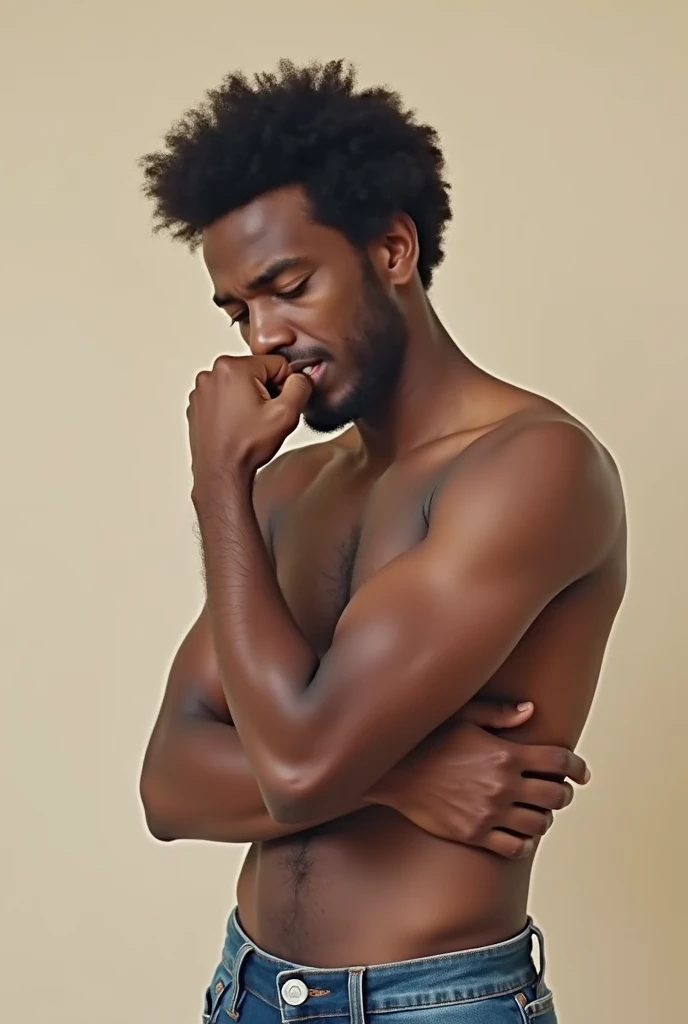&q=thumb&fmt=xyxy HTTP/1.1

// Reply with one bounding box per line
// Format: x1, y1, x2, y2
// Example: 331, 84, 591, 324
274, 371, 313, 423
457, 700, 534, 730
